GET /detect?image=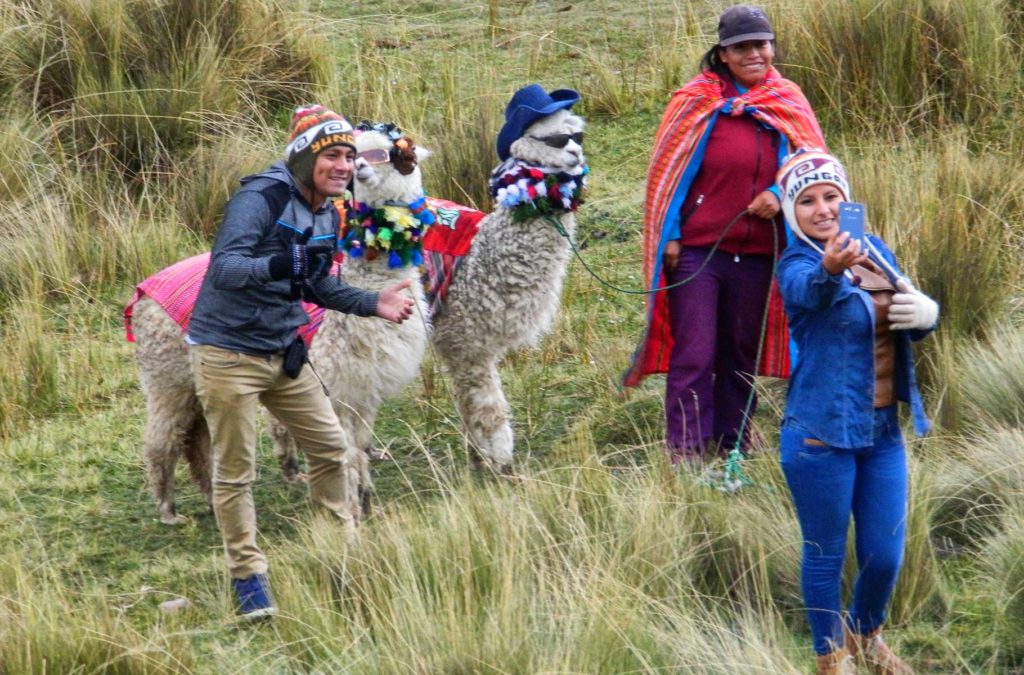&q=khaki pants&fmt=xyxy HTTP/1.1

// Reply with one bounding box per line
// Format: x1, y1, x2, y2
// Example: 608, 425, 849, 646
190, 344, 366, 579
